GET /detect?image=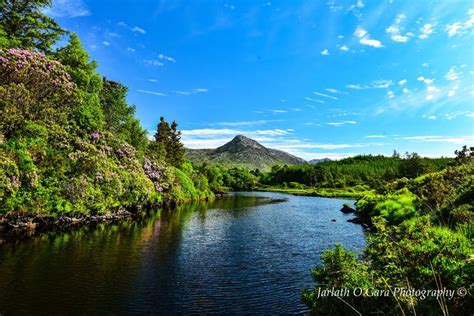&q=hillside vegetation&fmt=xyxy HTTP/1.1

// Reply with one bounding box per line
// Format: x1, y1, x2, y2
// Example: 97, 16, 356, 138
302, 150, 474, 315
0, 2, 213, 221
